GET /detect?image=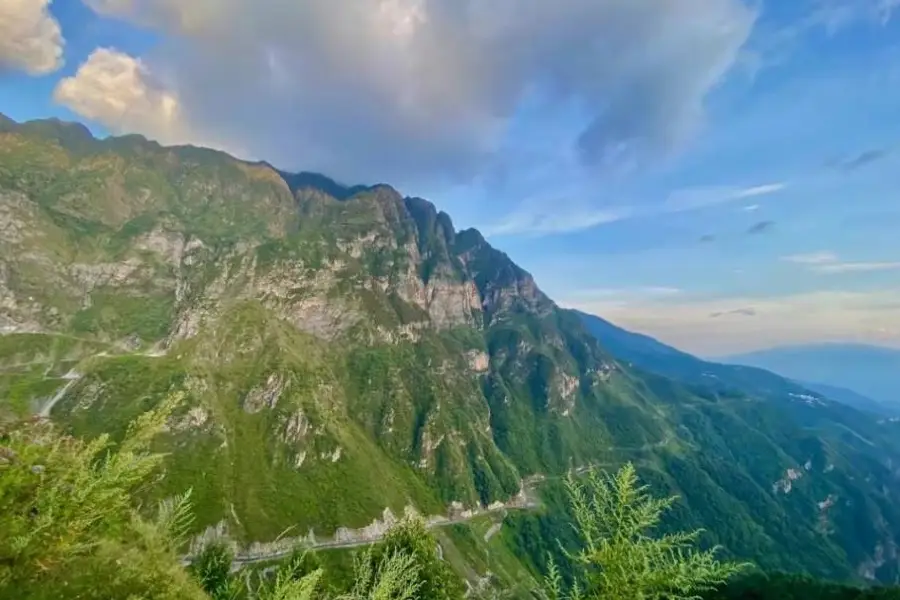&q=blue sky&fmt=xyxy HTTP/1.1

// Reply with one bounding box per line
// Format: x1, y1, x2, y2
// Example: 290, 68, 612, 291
2, 0, 900, 355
